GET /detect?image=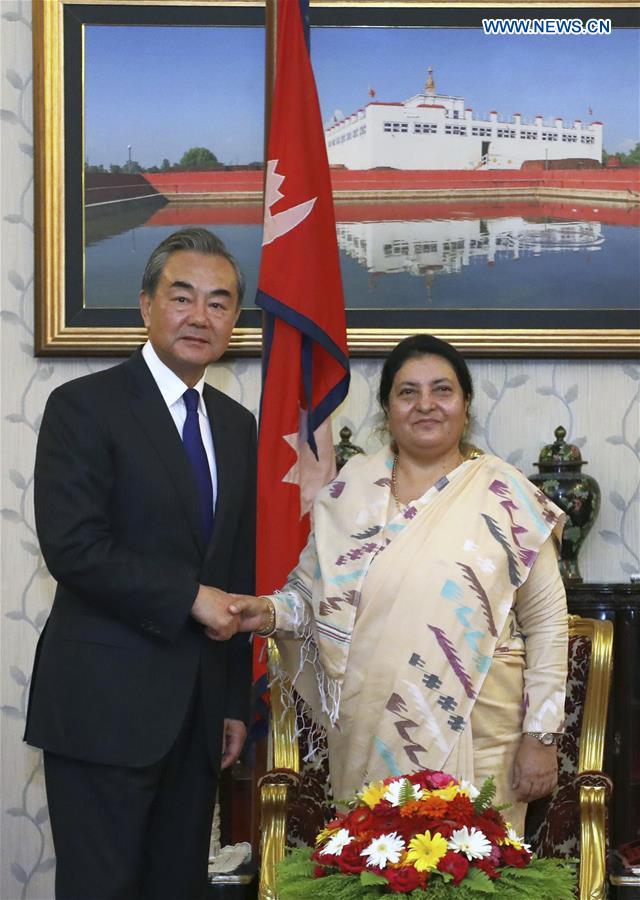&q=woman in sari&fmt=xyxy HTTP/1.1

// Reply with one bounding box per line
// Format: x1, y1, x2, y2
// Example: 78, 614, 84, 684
233, 335, 567, 832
